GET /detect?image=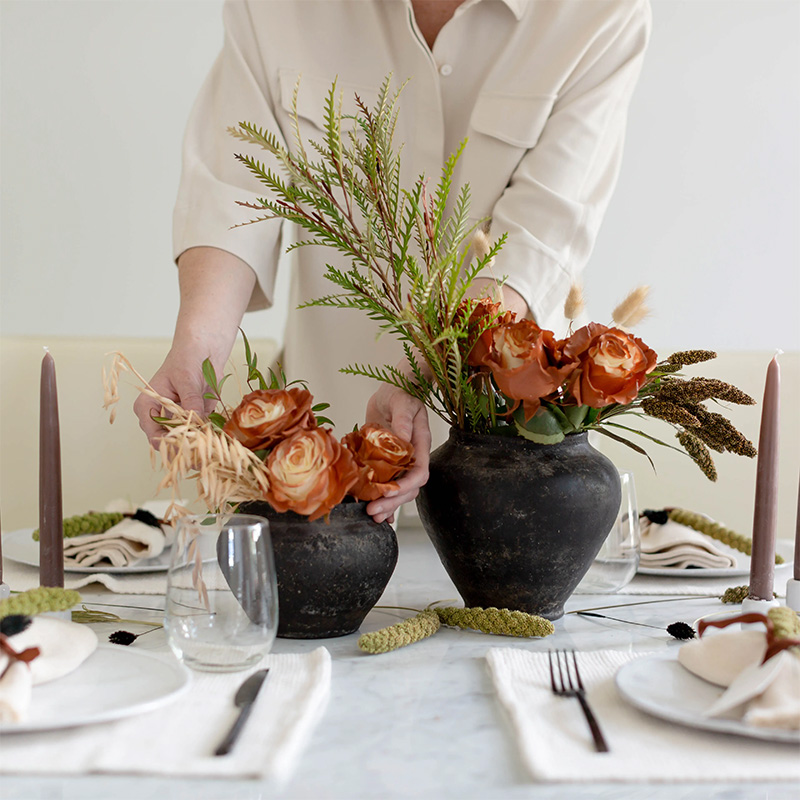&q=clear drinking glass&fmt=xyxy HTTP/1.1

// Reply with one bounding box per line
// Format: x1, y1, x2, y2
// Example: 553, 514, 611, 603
576, 470, 640, 594
165, 514, 278, 672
